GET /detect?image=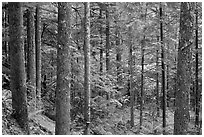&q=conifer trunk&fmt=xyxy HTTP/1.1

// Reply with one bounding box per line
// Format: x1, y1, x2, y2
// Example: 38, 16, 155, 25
35, 5, 42, 109
195, 2, 200, 129
160, 3, 166, 134
84, 2, 91, 135
8, 2, 29, 134
105, 4, 110, 73
27, 7, 36, 112
174, 2, 194, 135
129, 26, 134, 127
55, 2, 71, 135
